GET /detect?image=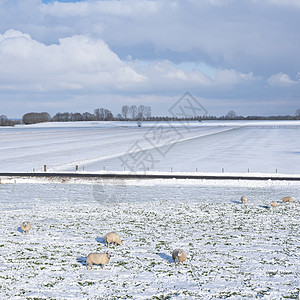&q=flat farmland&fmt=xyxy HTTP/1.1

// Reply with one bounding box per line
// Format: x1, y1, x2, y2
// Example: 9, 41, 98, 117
0, 120, 299, 299
0, 180, 299, 299
0, 120, 299, 173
